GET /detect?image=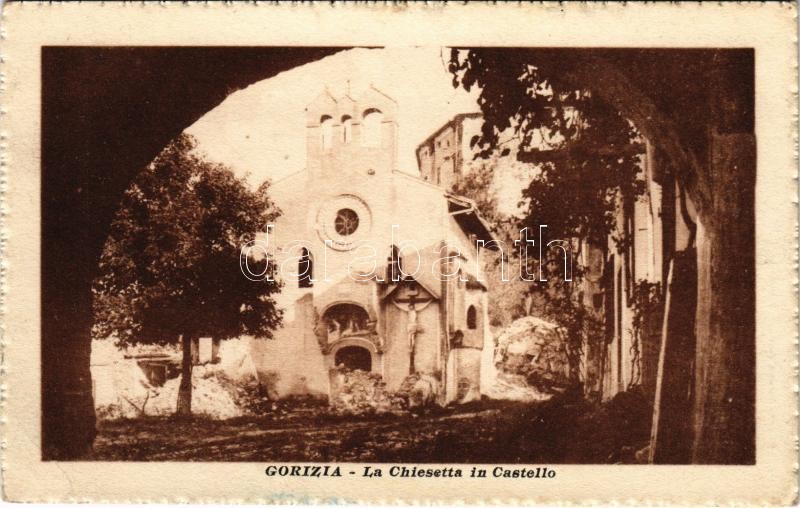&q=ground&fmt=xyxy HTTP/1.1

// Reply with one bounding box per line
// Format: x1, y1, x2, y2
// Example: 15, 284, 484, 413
89, 389, 652, 463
